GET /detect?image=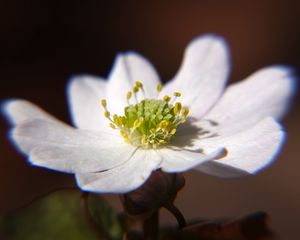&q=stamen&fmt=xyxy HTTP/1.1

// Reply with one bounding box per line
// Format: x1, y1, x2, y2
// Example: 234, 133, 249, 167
100, 99, 119, 128
171, 91, 181, 104
170, 129, 176, 135
100, 99, 107, 108
174, 92, 181, 97
104, 111, 110, 118
132, 85, 139, 103
156, 83, 162, 93
163, 95, 171, 102
135, 81, 145, 98
182, 108, 189, 117
159, 120, 169, 129
120, 130, 129, 142
126, 91, 132, 104
101, 81, 189, 149
173, 102, 182, 115
133, 86, 139, 93
135, 81, 143, 88
133, 119, 143, 128
113, 115, 123, 127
